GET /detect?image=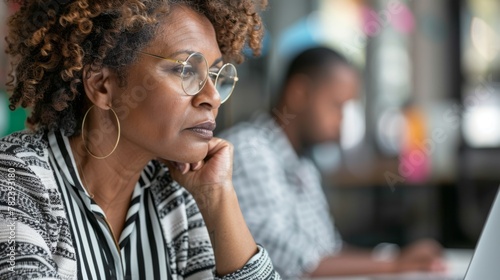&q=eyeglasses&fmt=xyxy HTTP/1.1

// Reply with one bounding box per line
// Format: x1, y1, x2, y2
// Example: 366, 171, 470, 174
139, 51, 238, 103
